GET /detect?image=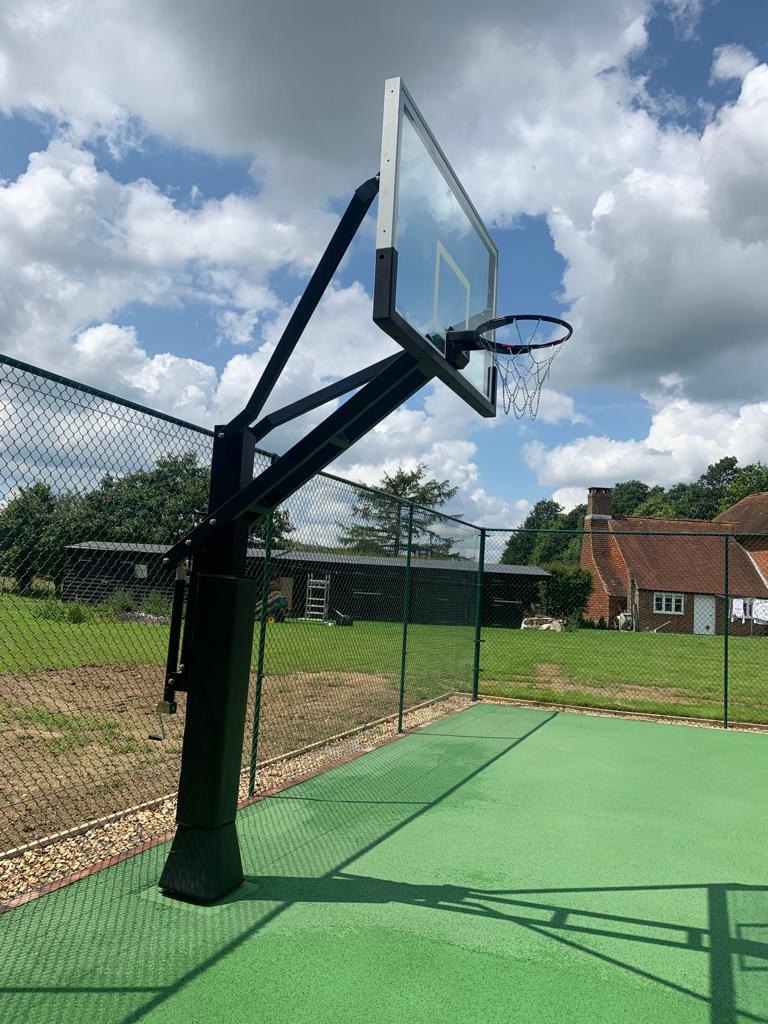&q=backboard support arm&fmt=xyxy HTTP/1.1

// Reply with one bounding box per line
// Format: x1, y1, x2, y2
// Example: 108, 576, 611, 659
224, 174, 380, 436
163, 351, 429, 567
248, 352, 400, 444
